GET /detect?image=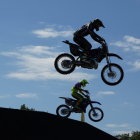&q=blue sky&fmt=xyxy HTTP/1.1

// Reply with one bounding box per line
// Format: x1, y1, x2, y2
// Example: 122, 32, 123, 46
0, 0, 140, 136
